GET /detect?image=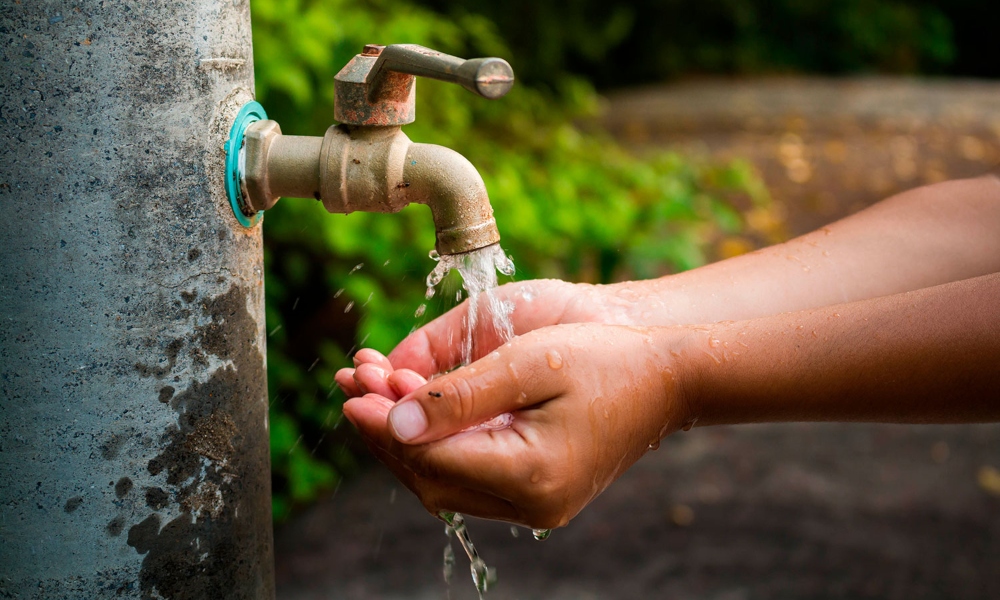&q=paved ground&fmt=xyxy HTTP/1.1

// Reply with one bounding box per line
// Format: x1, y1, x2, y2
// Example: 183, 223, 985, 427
275, 78, 1000, 599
